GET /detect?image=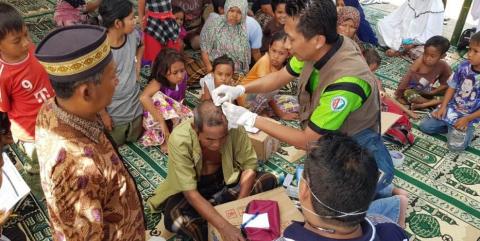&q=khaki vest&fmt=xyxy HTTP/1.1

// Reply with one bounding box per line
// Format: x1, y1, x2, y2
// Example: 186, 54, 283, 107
298, 37, 380, 136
